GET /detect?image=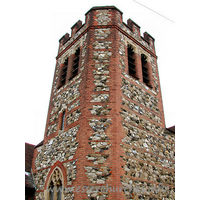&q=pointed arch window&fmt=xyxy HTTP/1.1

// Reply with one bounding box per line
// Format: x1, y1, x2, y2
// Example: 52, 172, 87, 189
47, 168, 63, 200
